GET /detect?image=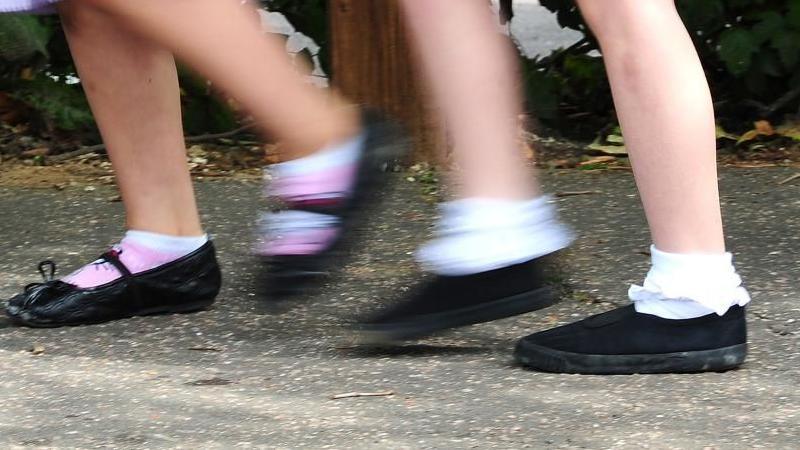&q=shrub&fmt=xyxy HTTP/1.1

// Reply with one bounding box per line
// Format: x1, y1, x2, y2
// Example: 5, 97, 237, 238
531, 0, 800, 136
